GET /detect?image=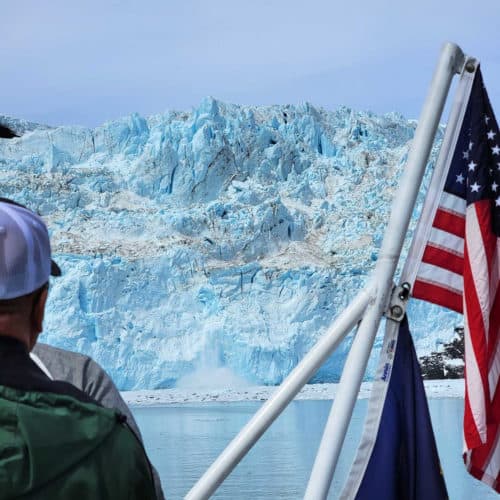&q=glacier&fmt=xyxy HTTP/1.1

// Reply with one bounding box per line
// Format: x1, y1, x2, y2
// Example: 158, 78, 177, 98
0, 99, 460, 390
